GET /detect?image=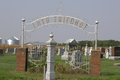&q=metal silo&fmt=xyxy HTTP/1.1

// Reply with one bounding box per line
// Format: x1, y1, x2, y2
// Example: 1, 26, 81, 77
5, 36, 19, 45
0, 38, 2, 44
